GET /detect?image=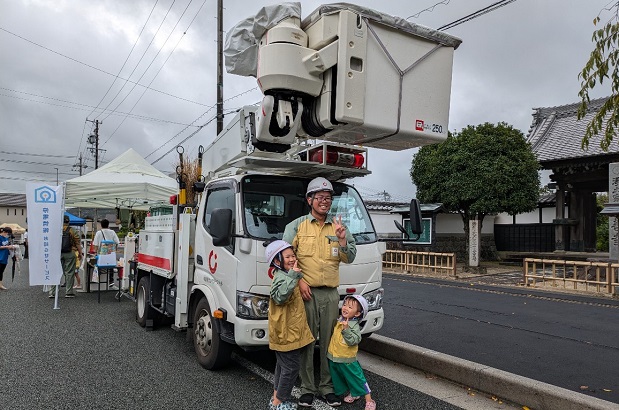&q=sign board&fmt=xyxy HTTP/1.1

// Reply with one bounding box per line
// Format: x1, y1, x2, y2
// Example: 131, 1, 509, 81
610, 163, 619, 261
403, 218, 432, 244
469, 219, 480, 267
25, 183, 64, 286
